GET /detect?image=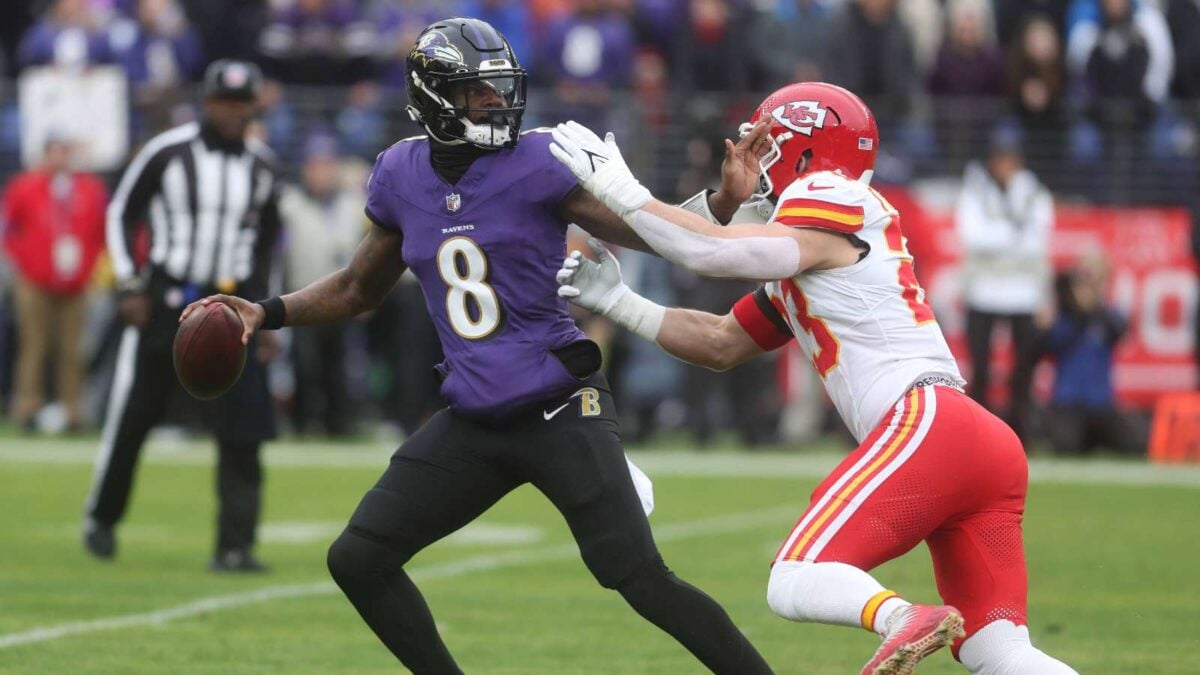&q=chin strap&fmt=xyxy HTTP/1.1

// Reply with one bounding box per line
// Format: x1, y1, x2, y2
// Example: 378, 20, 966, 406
460, 117, 512, 147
